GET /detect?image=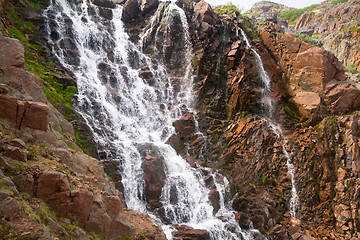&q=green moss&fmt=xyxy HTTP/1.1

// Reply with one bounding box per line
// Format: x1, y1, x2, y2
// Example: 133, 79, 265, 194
284, 103, 300, 121
75, 130, 90, 155
293, 33, 319, 46
280, 4, 319, 25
